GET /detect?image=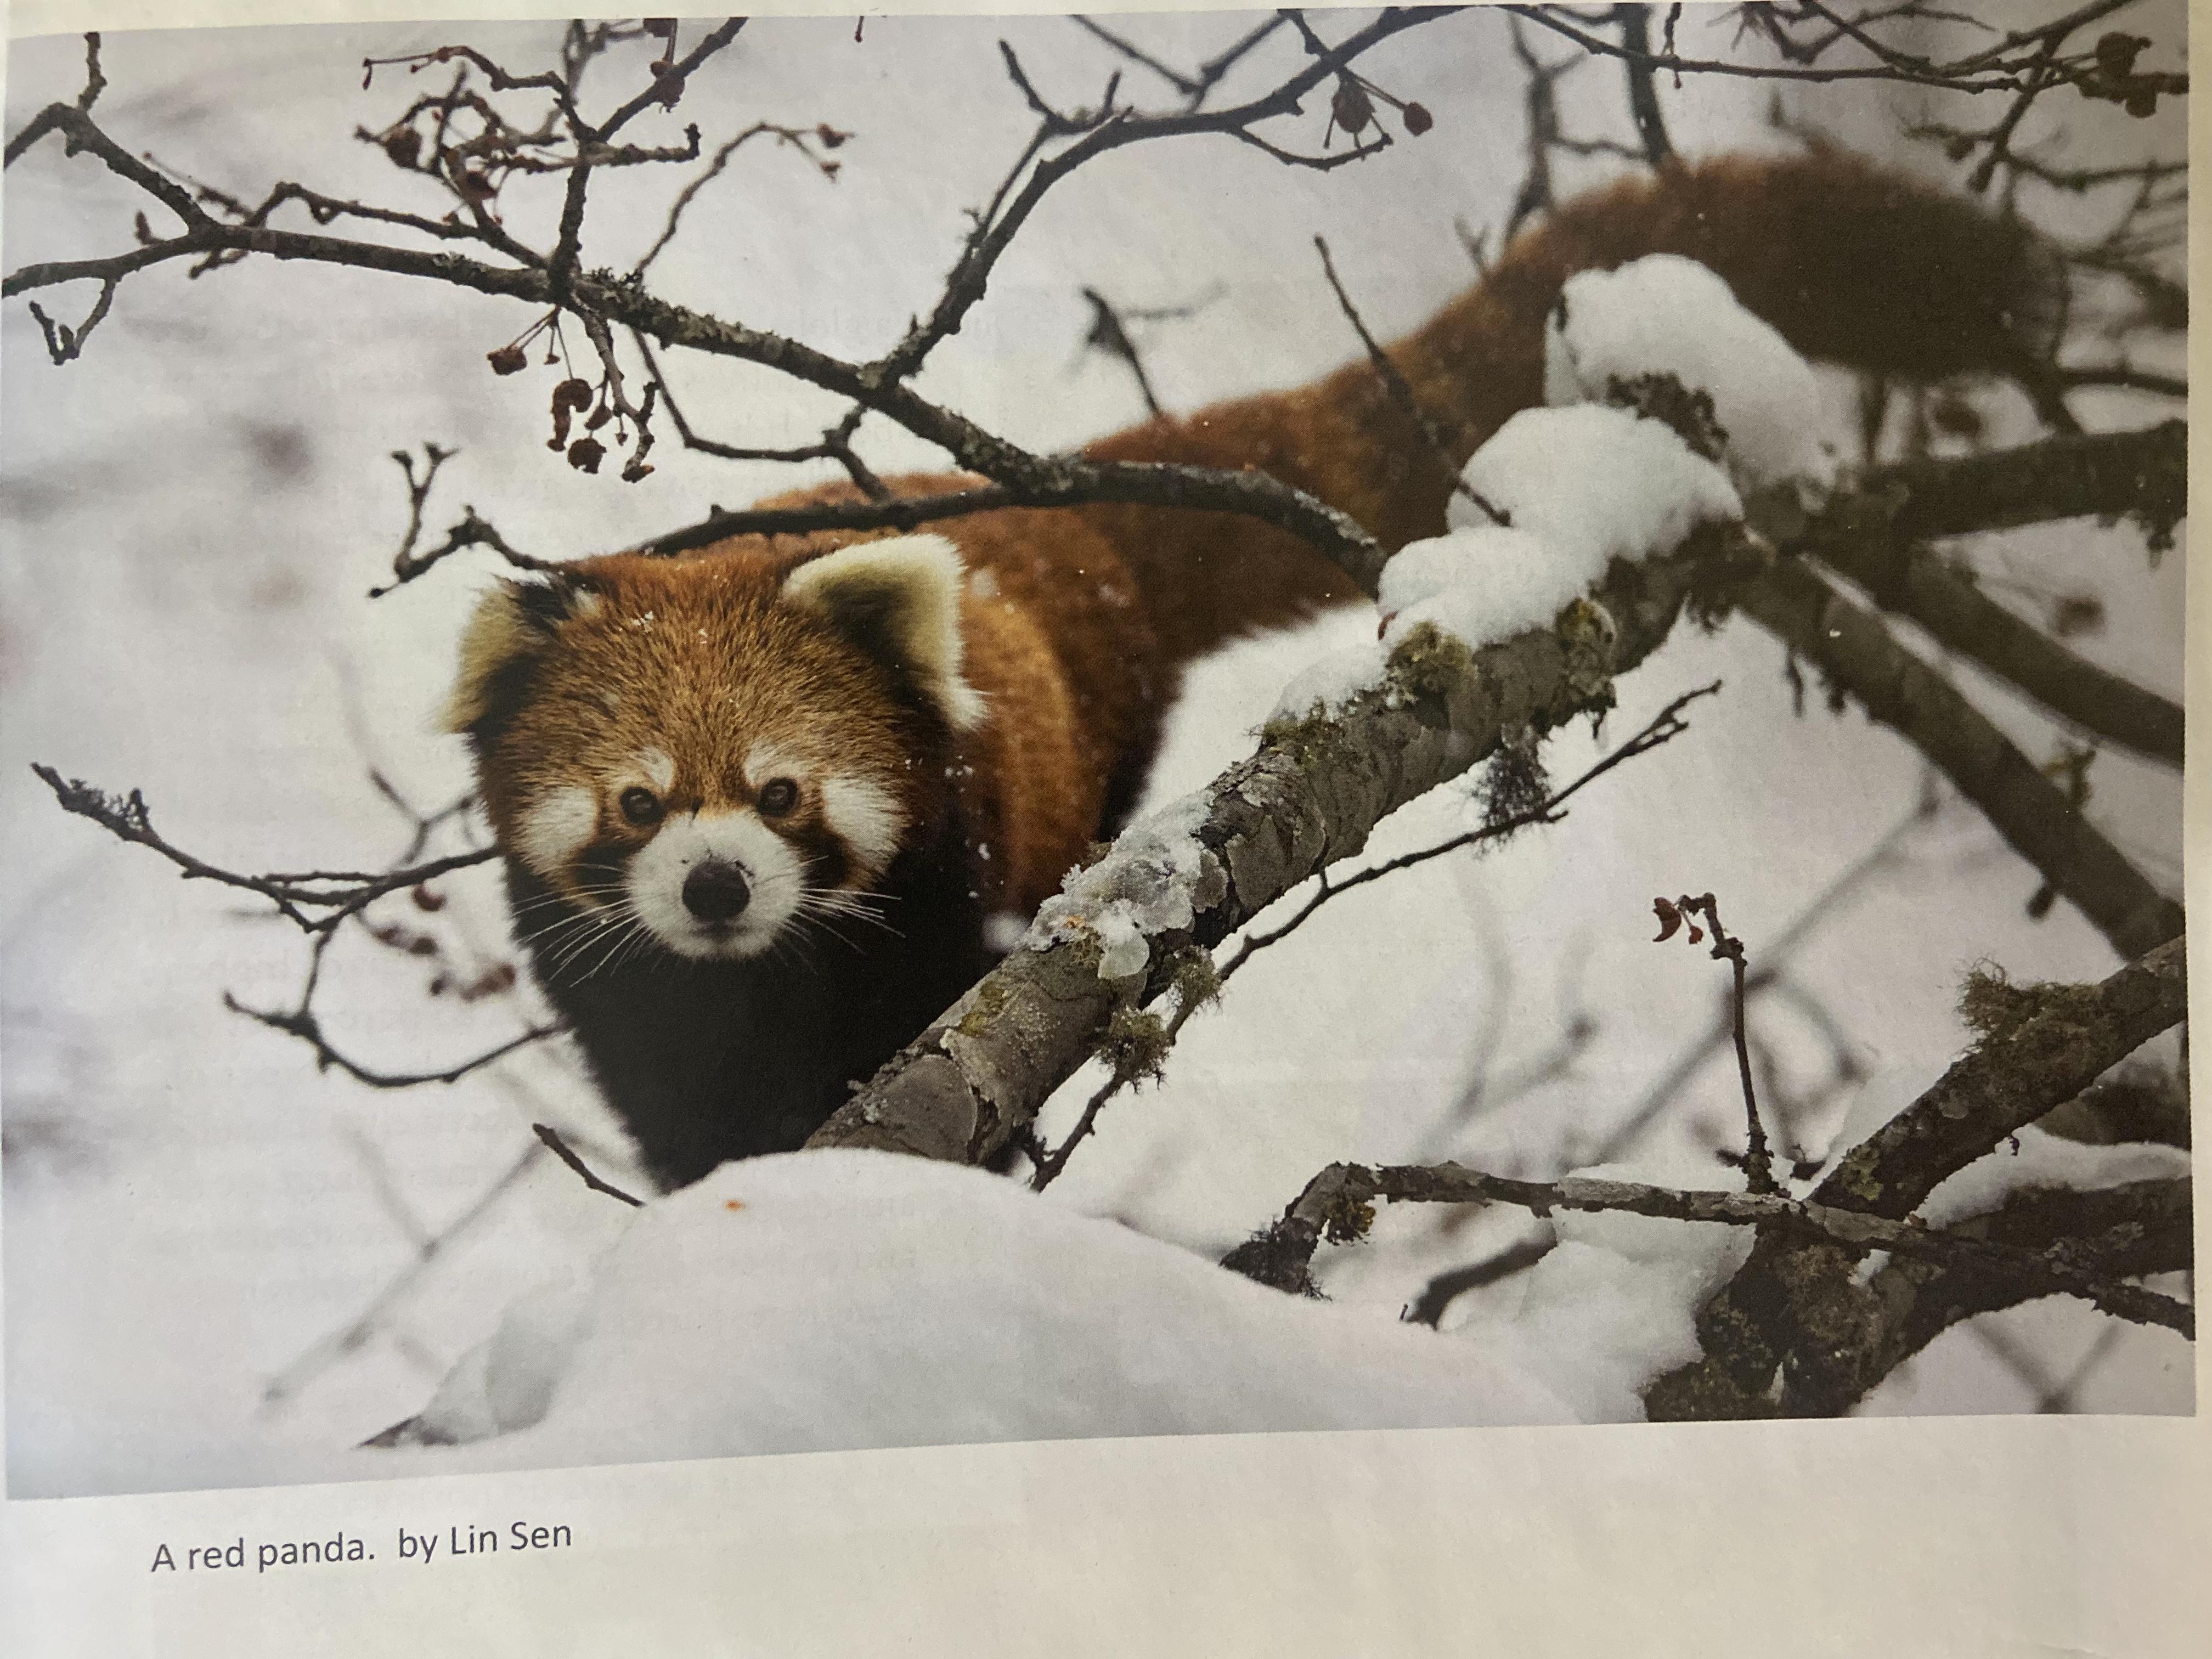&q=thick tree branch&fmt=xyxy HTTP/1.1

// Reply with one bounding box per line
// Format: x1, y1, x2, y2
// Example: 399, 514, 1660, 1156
1645, 934, 2188, 1419
1736, 559, 2181, 959
808, 416, 2185, 1171
1221, 1159, 2191, 1336
810, 522, 1762, 1166
1833, 420, 2186, 546
1820, 935, 2186, 1218
1816, 532, 2182, 769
